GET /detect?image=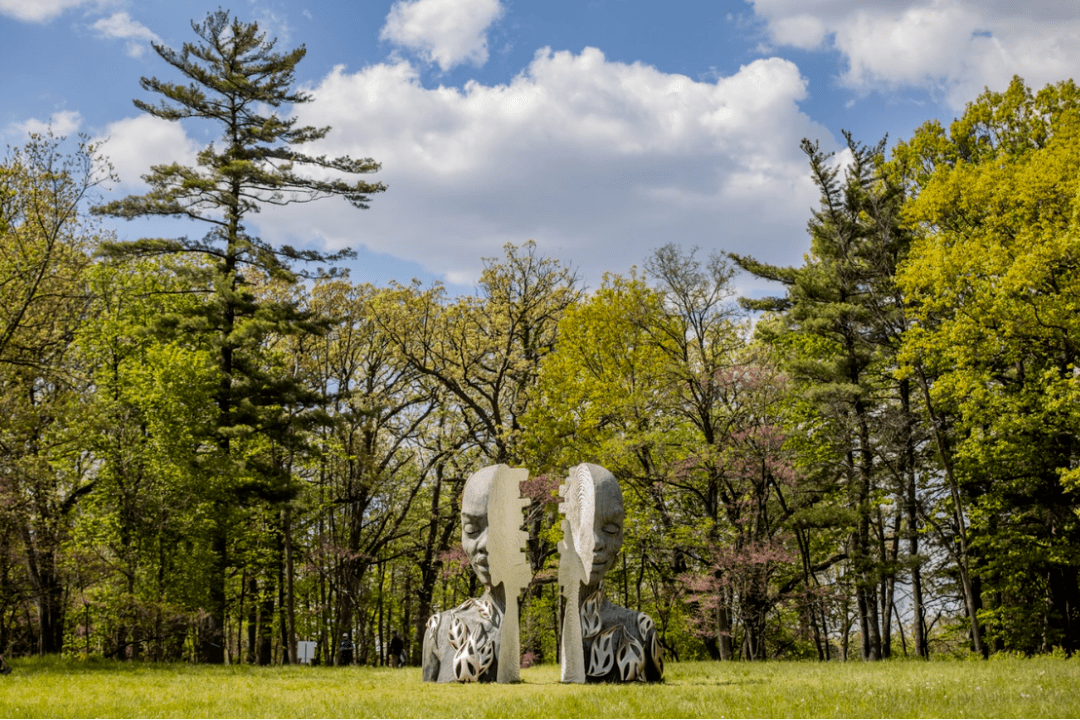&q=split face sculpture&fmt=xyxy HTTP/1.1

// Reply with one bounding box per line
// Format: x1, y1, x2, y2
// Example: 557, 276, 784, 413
421, 462, 662, 684
421, 465, 529, 683
559, 463, 664, 683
